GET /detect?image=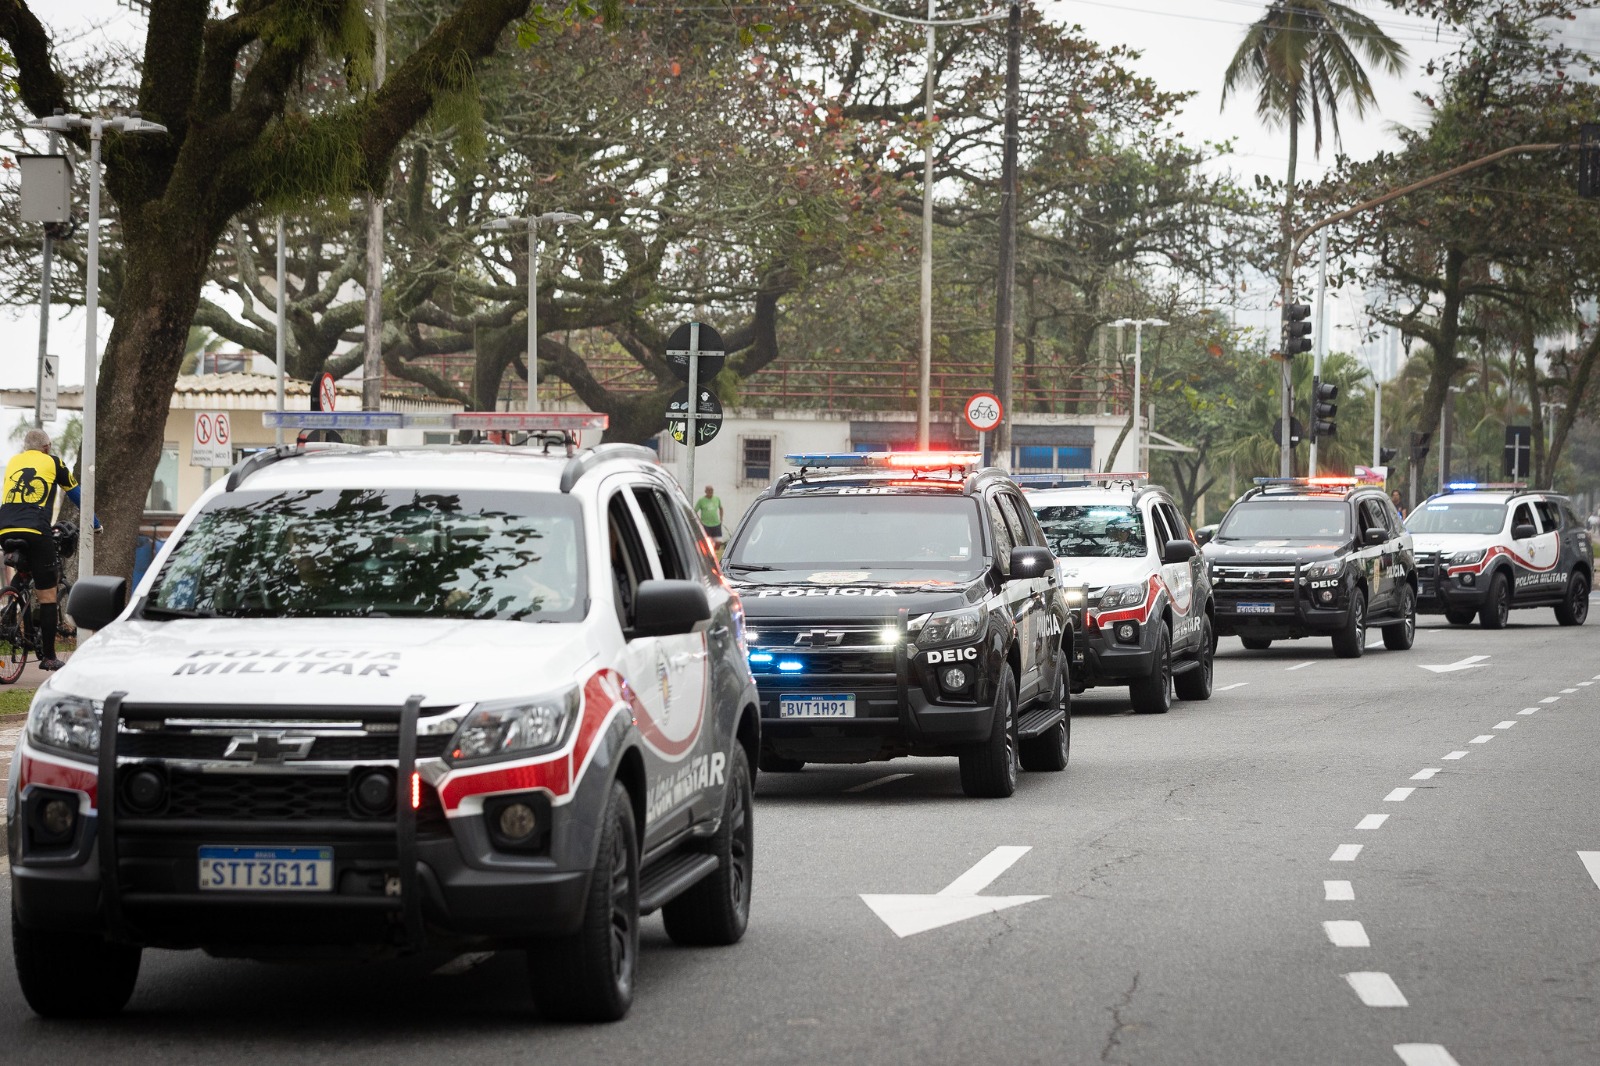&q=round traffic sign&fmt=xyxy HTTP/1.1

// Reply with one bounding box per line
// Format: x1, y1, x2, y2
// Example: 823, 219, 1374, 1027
196, 413, 213, 444
214, 413, 230, 446
315, 372, 337, 412
666, 385, 724, 446
964, 392, 1003, 433
665, 322, 727, 383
